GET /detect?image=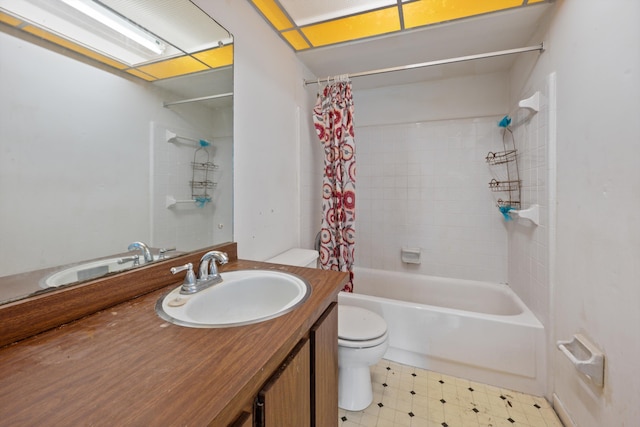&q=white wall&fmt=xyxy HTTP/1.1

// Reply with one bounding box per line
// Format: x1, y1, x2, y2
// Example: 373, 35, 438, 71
299, 88, 325, 250
0, 29, 229, 275
194, 0, 317, 261
510, 0, 640, 425
354, 73, 509, 127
